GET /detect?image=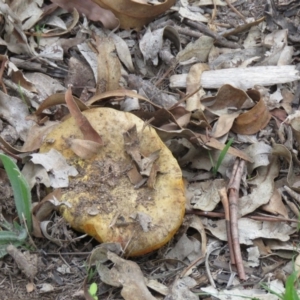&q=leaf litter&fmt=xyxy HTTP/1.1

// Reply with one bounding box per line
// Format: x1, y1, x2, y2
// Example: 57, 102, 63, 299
0, 0, 300, 299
